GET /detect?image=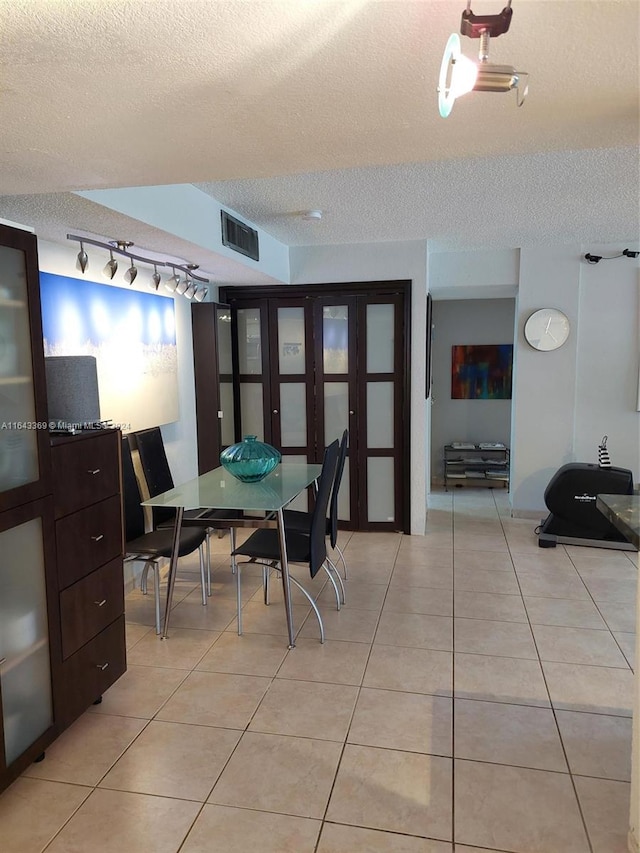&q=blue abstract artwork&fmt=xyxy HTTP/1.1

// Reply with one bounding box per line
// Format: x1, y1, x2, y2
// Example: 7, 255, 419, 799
40, 272, 179, 430
451, 344, 513, 400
